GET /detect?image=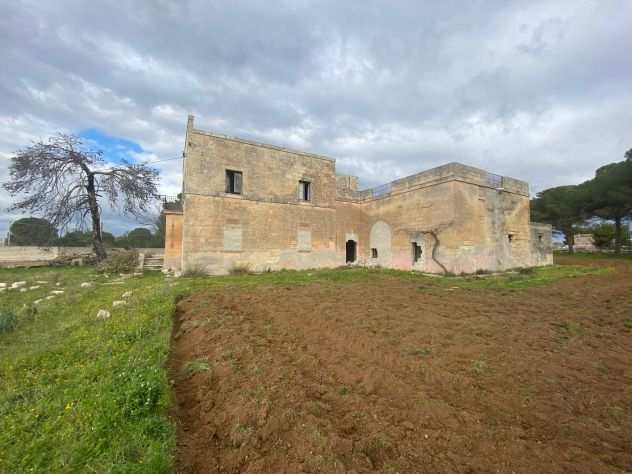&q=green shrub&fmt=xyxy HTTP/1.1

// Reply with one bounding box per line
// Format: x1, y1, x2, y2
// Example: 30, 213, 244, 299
96, 250, 139, 273
0, 310, 18, 333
